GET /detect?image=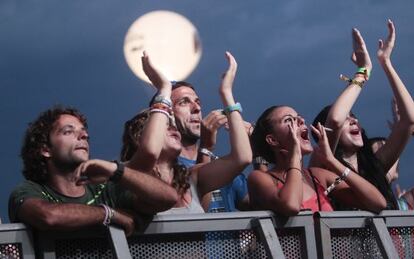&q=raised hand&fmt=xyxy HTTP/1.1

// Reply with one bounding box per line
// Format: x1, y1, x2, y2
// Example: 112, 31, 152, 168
310, 123, 335, 167
280, 121, 302, 161
141, 51, 172, 92
351, 28, 372, 72
220, 51, 238, 95
377, 19, 396, 64
75, 159, 116, 185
